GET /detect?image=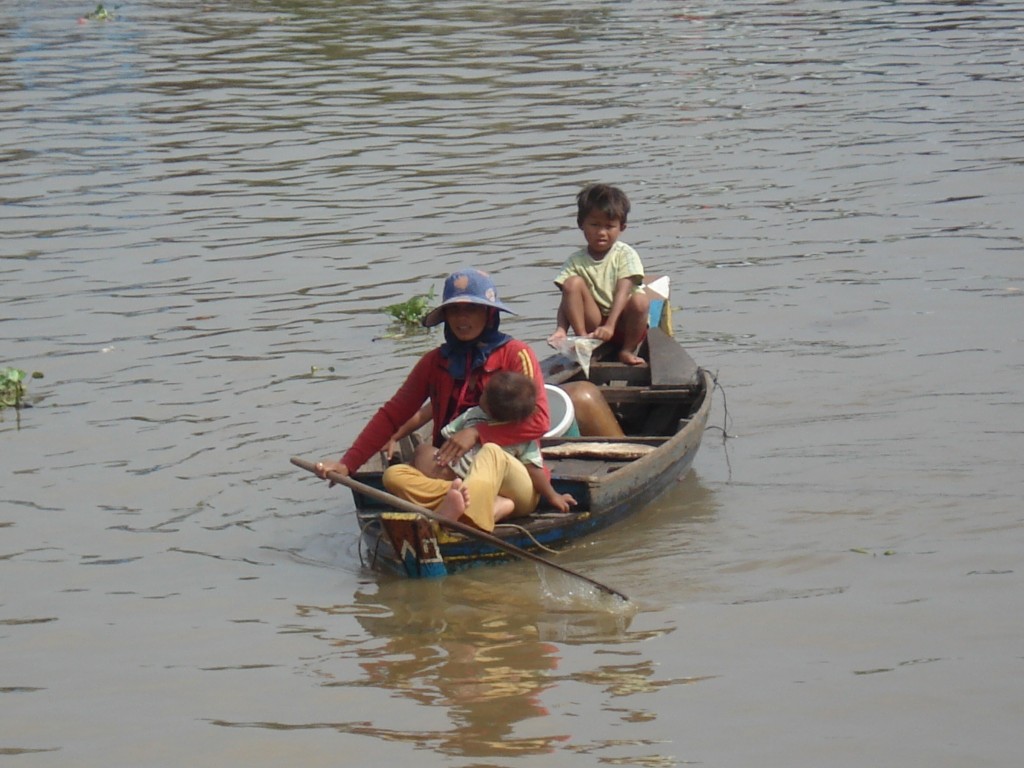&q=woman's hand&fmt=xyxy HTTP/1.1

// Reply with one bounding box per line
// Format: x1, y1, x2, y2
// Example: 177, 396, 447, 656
434, 426, 479, 467
314, 460, 350, 487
